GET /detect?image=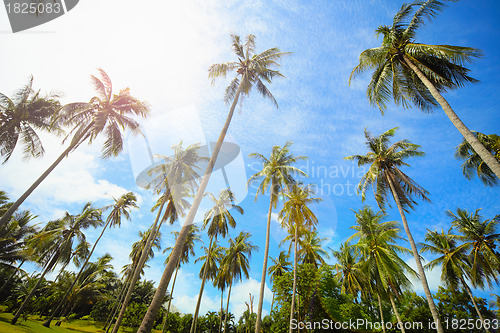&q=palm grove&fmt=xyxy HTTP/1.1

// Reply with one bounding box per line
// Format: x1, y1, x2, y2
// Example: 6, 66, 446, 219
0, 1, 499, 333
